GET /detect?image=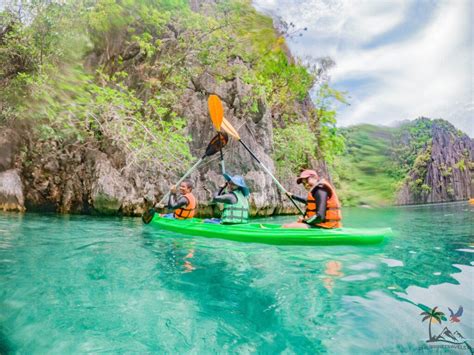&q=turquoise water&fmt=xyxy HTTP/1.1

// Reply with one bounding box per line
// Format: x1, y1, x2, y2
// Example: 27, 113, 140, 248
0, 203, 473, 353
